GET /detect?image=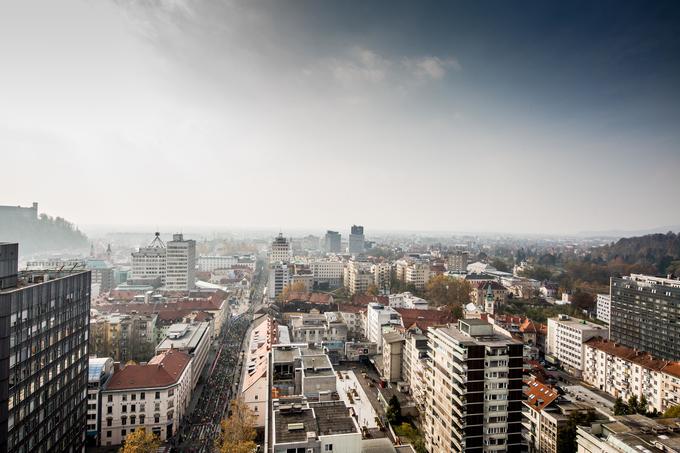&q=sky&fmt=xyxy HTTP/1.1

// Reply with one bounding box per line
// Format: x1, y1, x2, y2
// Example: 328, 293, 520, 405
1, 0, 679, 235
